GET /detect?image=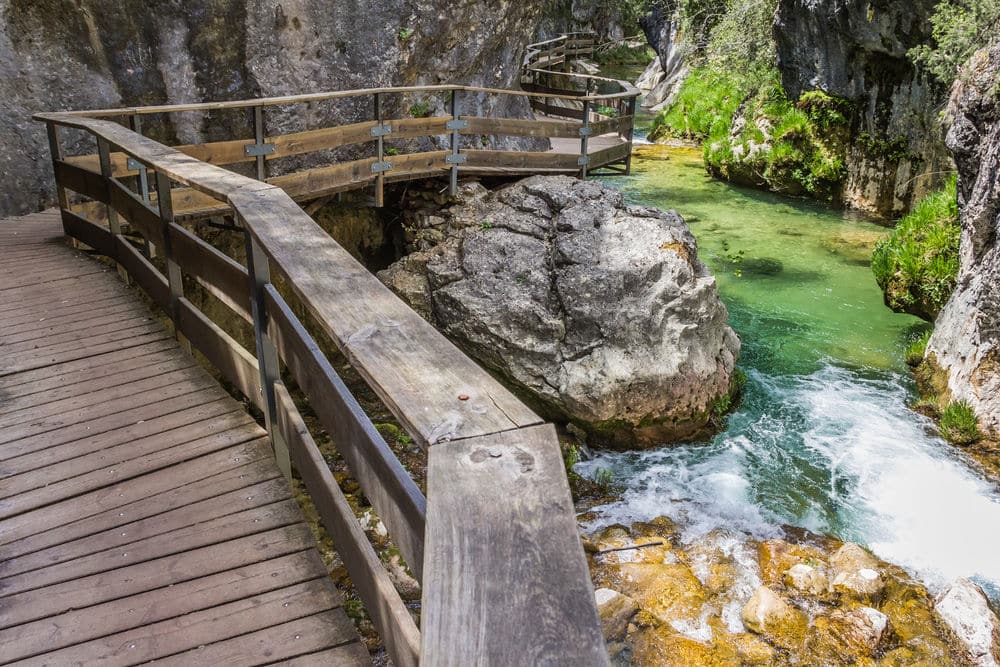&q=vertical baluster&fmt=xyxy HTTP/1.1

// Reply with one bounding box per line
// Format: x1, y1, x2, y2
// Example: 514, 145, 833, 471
44, 122, 69, 213
253, 106, 267, 182
448, 90, 463, 196
625, 96, 637, 176
153, 170, 185, 335
373, 93, 385, 207
243, 231, 291, 480
128, 115, 154, 258
97, 137, 130, 283
580, 97, 592, 179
